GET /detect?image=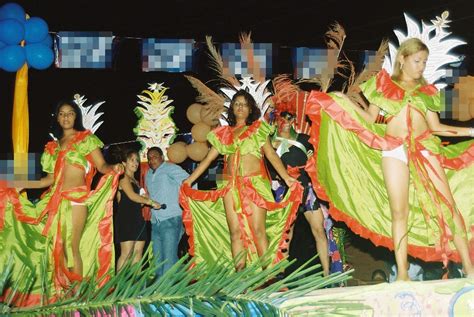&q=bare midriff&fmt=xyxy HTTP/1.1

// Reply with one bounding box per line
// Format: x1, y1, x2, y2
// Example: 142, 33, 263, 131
62, 164, 87, 190
225, 153, 261, 177
385, 105, 430, 140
